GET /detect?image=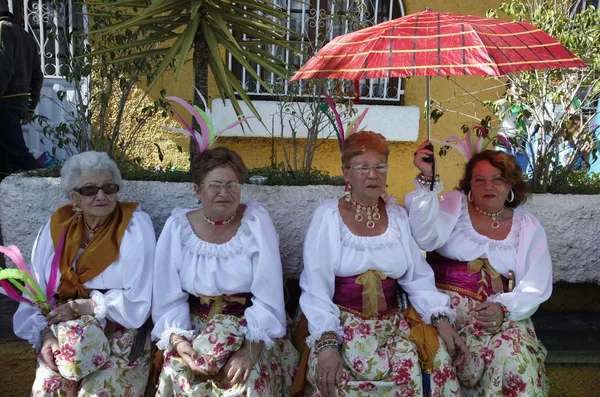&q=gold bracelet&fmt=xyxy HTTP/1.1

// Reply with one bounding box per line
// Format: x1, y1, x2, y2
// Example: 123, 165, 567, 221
68, 299, 81, 318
